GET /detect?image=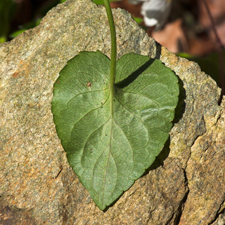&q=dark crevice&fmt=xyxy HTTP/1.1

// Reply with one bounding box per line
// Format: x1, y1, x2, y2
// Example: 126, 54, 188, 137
54, 166, 63, 179
154, 41, 162, 60
174, 168, 190, 225
218, 90, 223, 106
208, 201, 225, 225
